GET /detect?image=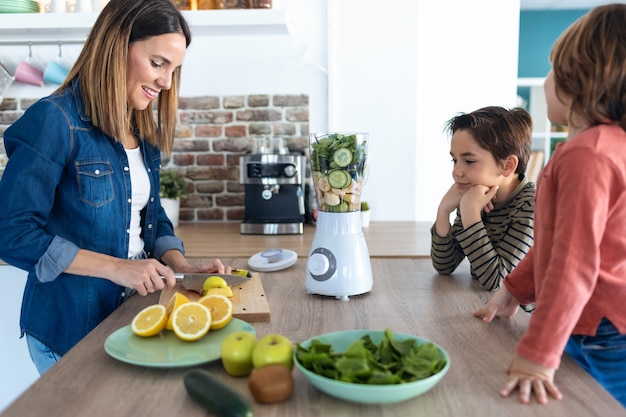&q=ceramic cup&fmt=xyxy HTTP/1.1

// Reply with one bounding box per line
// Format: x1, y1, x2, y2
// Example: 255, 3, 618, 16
270, 137, 287, 154
43, 60, 70, 85
253, 136, 269, 154
49, 0, 67, 12
75, 0, 92, 12
15, 61, 44, 87
0, 61, 15, 104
